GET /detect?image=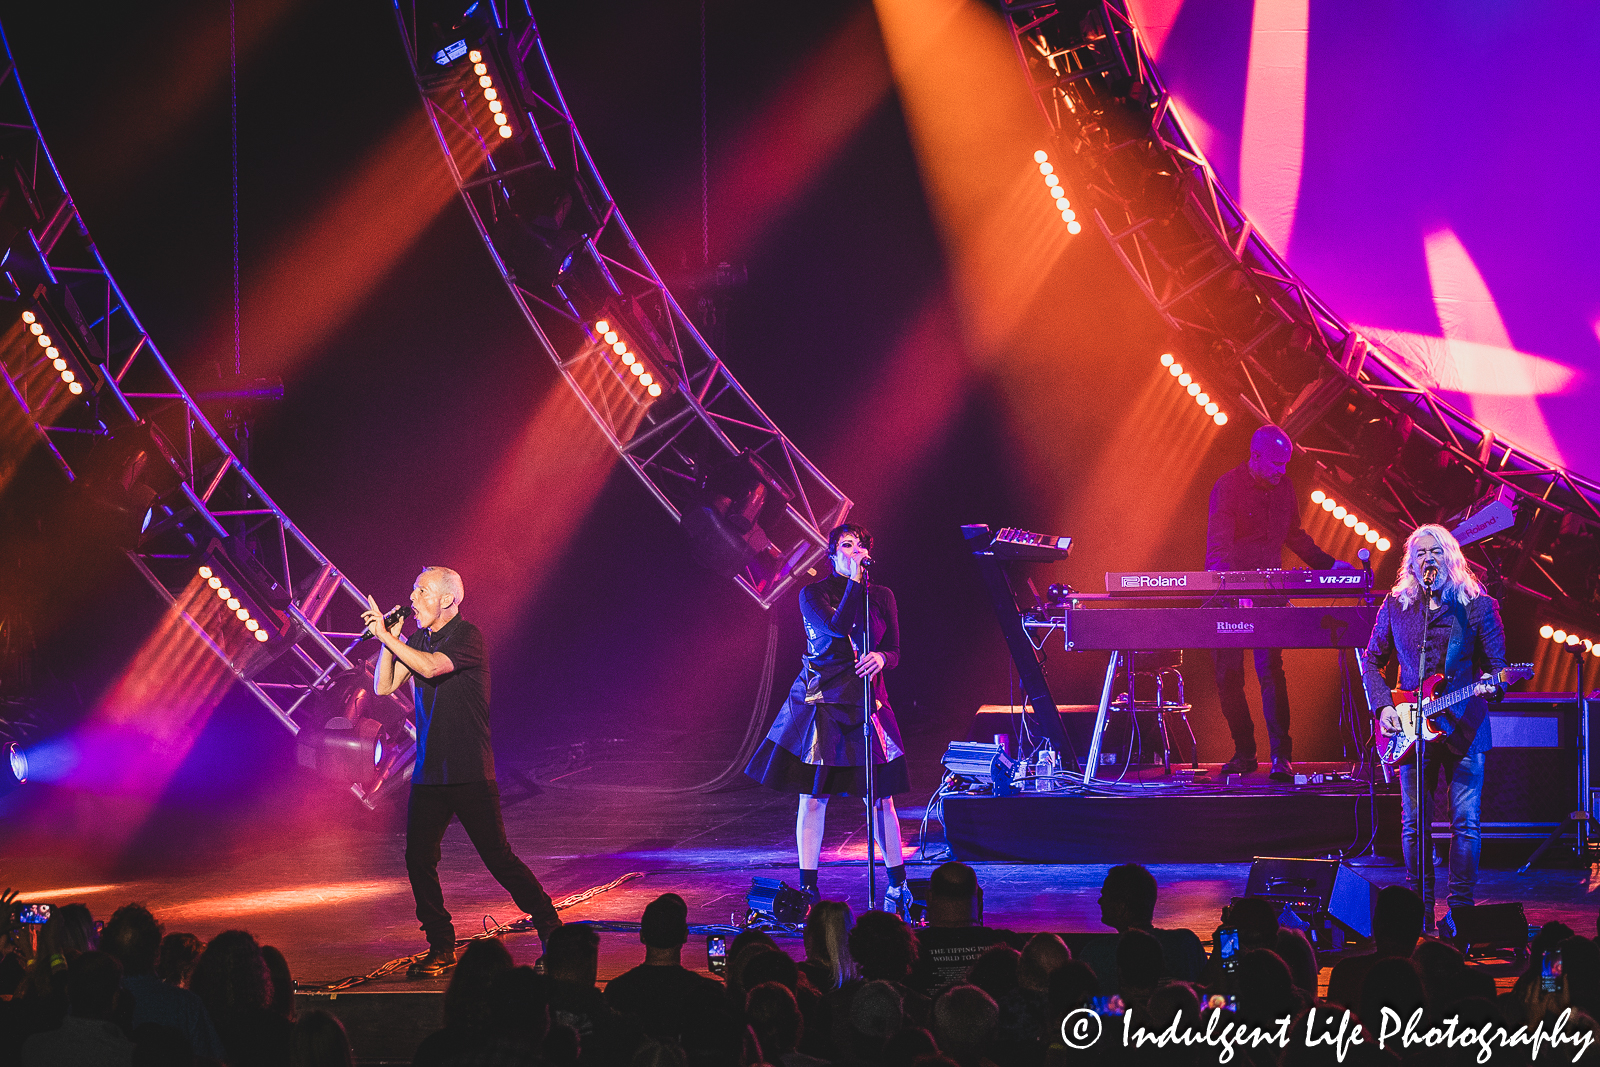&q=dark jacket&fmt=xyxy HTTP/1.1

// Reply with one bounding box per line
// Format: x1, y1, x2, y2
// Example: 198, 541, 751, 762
1361, 591, 1506, 757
